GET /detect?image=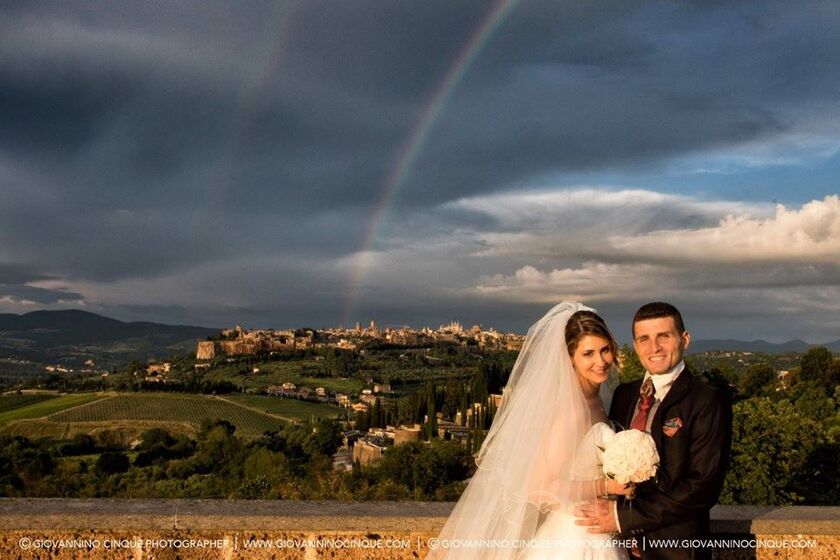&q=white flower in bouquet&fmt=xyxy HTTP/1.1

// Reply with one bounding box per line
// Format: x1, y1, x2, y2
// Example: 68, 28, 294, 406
601, 429, 659, 485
